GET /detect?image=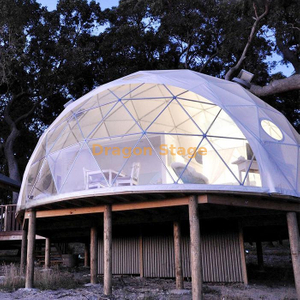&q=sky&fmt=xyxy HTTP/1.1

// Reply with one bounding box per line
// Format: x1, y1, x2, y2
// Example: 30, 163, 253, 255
37, 0, 292, 77
38, 0, 119, 11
